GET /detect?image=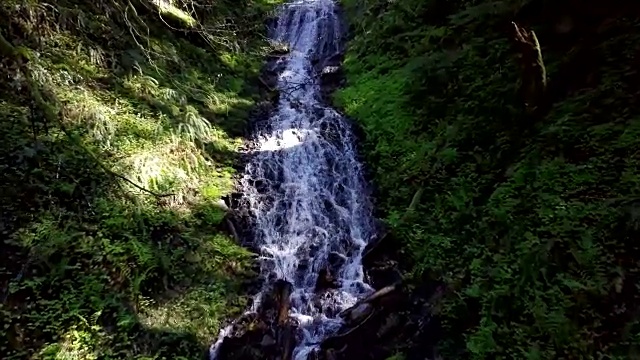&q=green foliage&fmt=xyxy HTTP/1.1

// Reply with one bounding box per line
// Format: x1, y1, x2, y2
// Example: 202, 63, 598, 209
0, 0, 281, 357
338, 0, 640, 358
